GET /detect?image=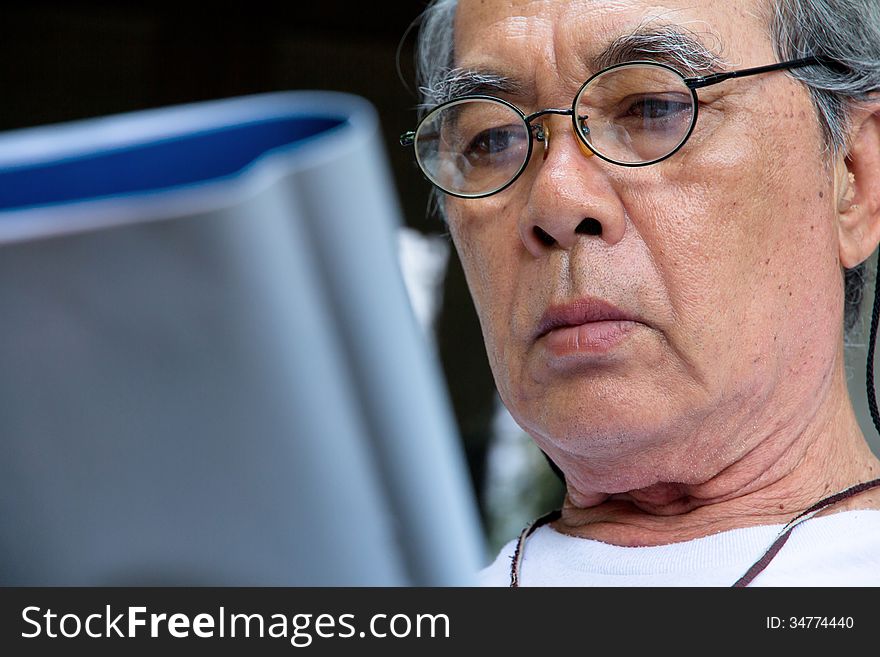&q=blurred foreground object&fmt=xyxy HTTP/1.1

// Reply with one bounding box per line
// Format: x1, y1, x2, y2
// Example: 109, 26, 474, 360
0, 92, 484, 585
